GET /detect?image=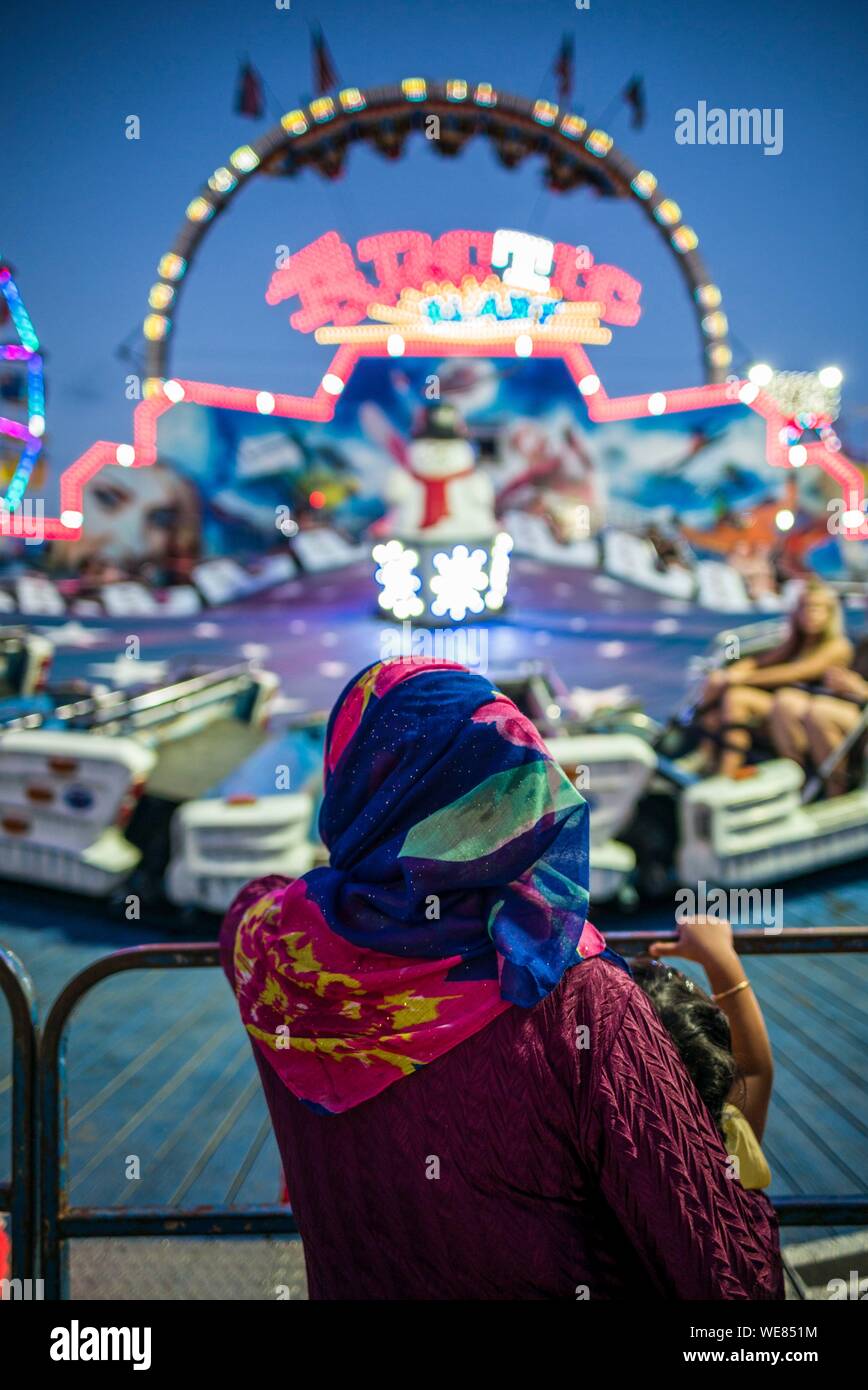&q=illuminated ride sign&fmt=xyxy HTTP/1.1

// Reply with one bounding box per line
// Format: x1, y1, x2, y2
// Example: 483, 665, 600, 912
10, 227, 866, 543
264, 228, 642, 344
